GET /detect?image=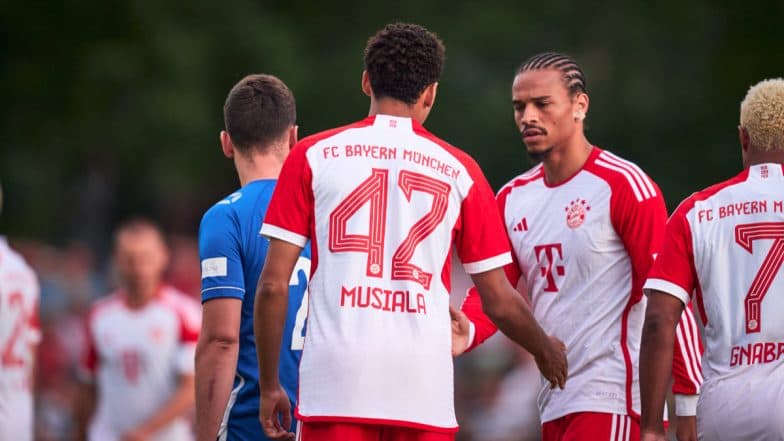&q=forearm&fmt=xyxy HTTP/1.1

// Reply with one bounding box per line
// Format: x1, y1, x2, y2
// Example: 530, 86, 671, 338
640, 310, 677, 432
136, 374, 195, 435
74, 384, 96, 441
195, 339, 239, 441
254, 280, 289, 390
482, 289, 549, 359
